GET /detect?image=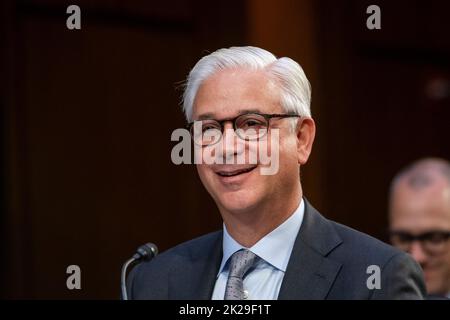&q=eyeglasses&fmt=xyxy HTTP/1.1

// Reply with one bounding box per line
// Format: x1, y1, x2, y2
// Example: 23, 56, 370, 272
187, 112, 301, 146
389, 230, 450, 255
